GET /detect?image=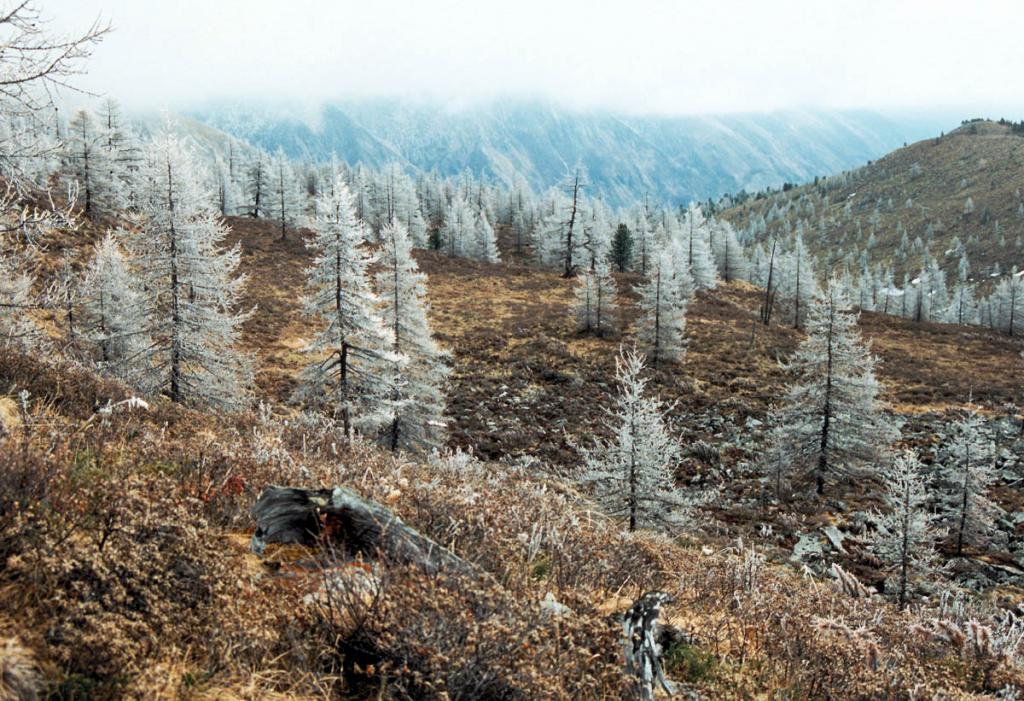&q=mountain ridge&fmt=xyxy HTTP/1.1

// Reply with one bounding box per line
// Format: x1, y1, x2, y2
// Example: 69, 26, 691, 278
187, 99, 955, 207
